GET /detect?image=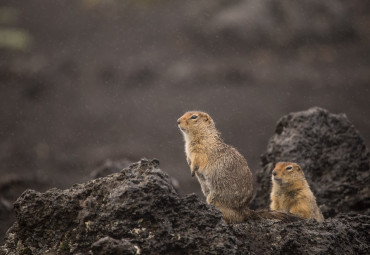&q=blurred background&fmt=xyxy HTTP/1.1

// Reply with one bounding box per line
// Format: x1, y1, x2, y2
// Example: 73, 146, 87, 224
0, 0, 369, 242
